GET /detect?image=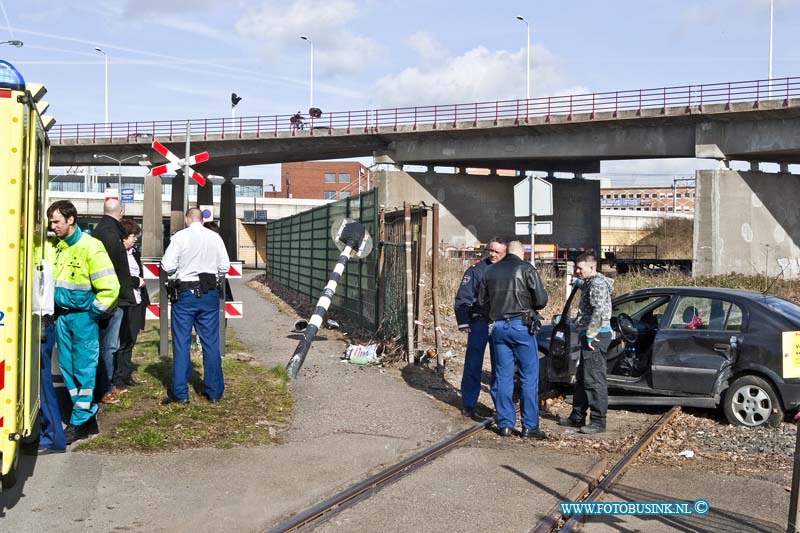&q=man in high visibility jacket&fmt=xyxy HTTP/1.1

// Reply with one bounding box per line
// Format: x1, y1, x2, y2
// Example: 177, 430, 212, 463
47, 200, 120, 445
